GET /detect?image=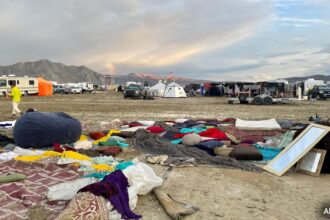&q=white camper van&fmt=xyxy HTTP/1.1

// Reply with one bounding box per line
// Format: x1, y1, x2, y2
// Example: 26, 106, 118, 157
78, 82, 94, 93
0, 75, 38, 96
